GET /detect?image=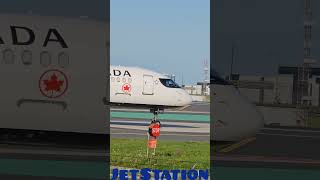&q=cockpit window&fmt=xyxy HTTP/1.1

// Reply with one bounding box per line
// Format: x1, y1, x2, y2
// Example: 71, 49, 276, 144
211, 70, 232, 85
159, 78, 181, 88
